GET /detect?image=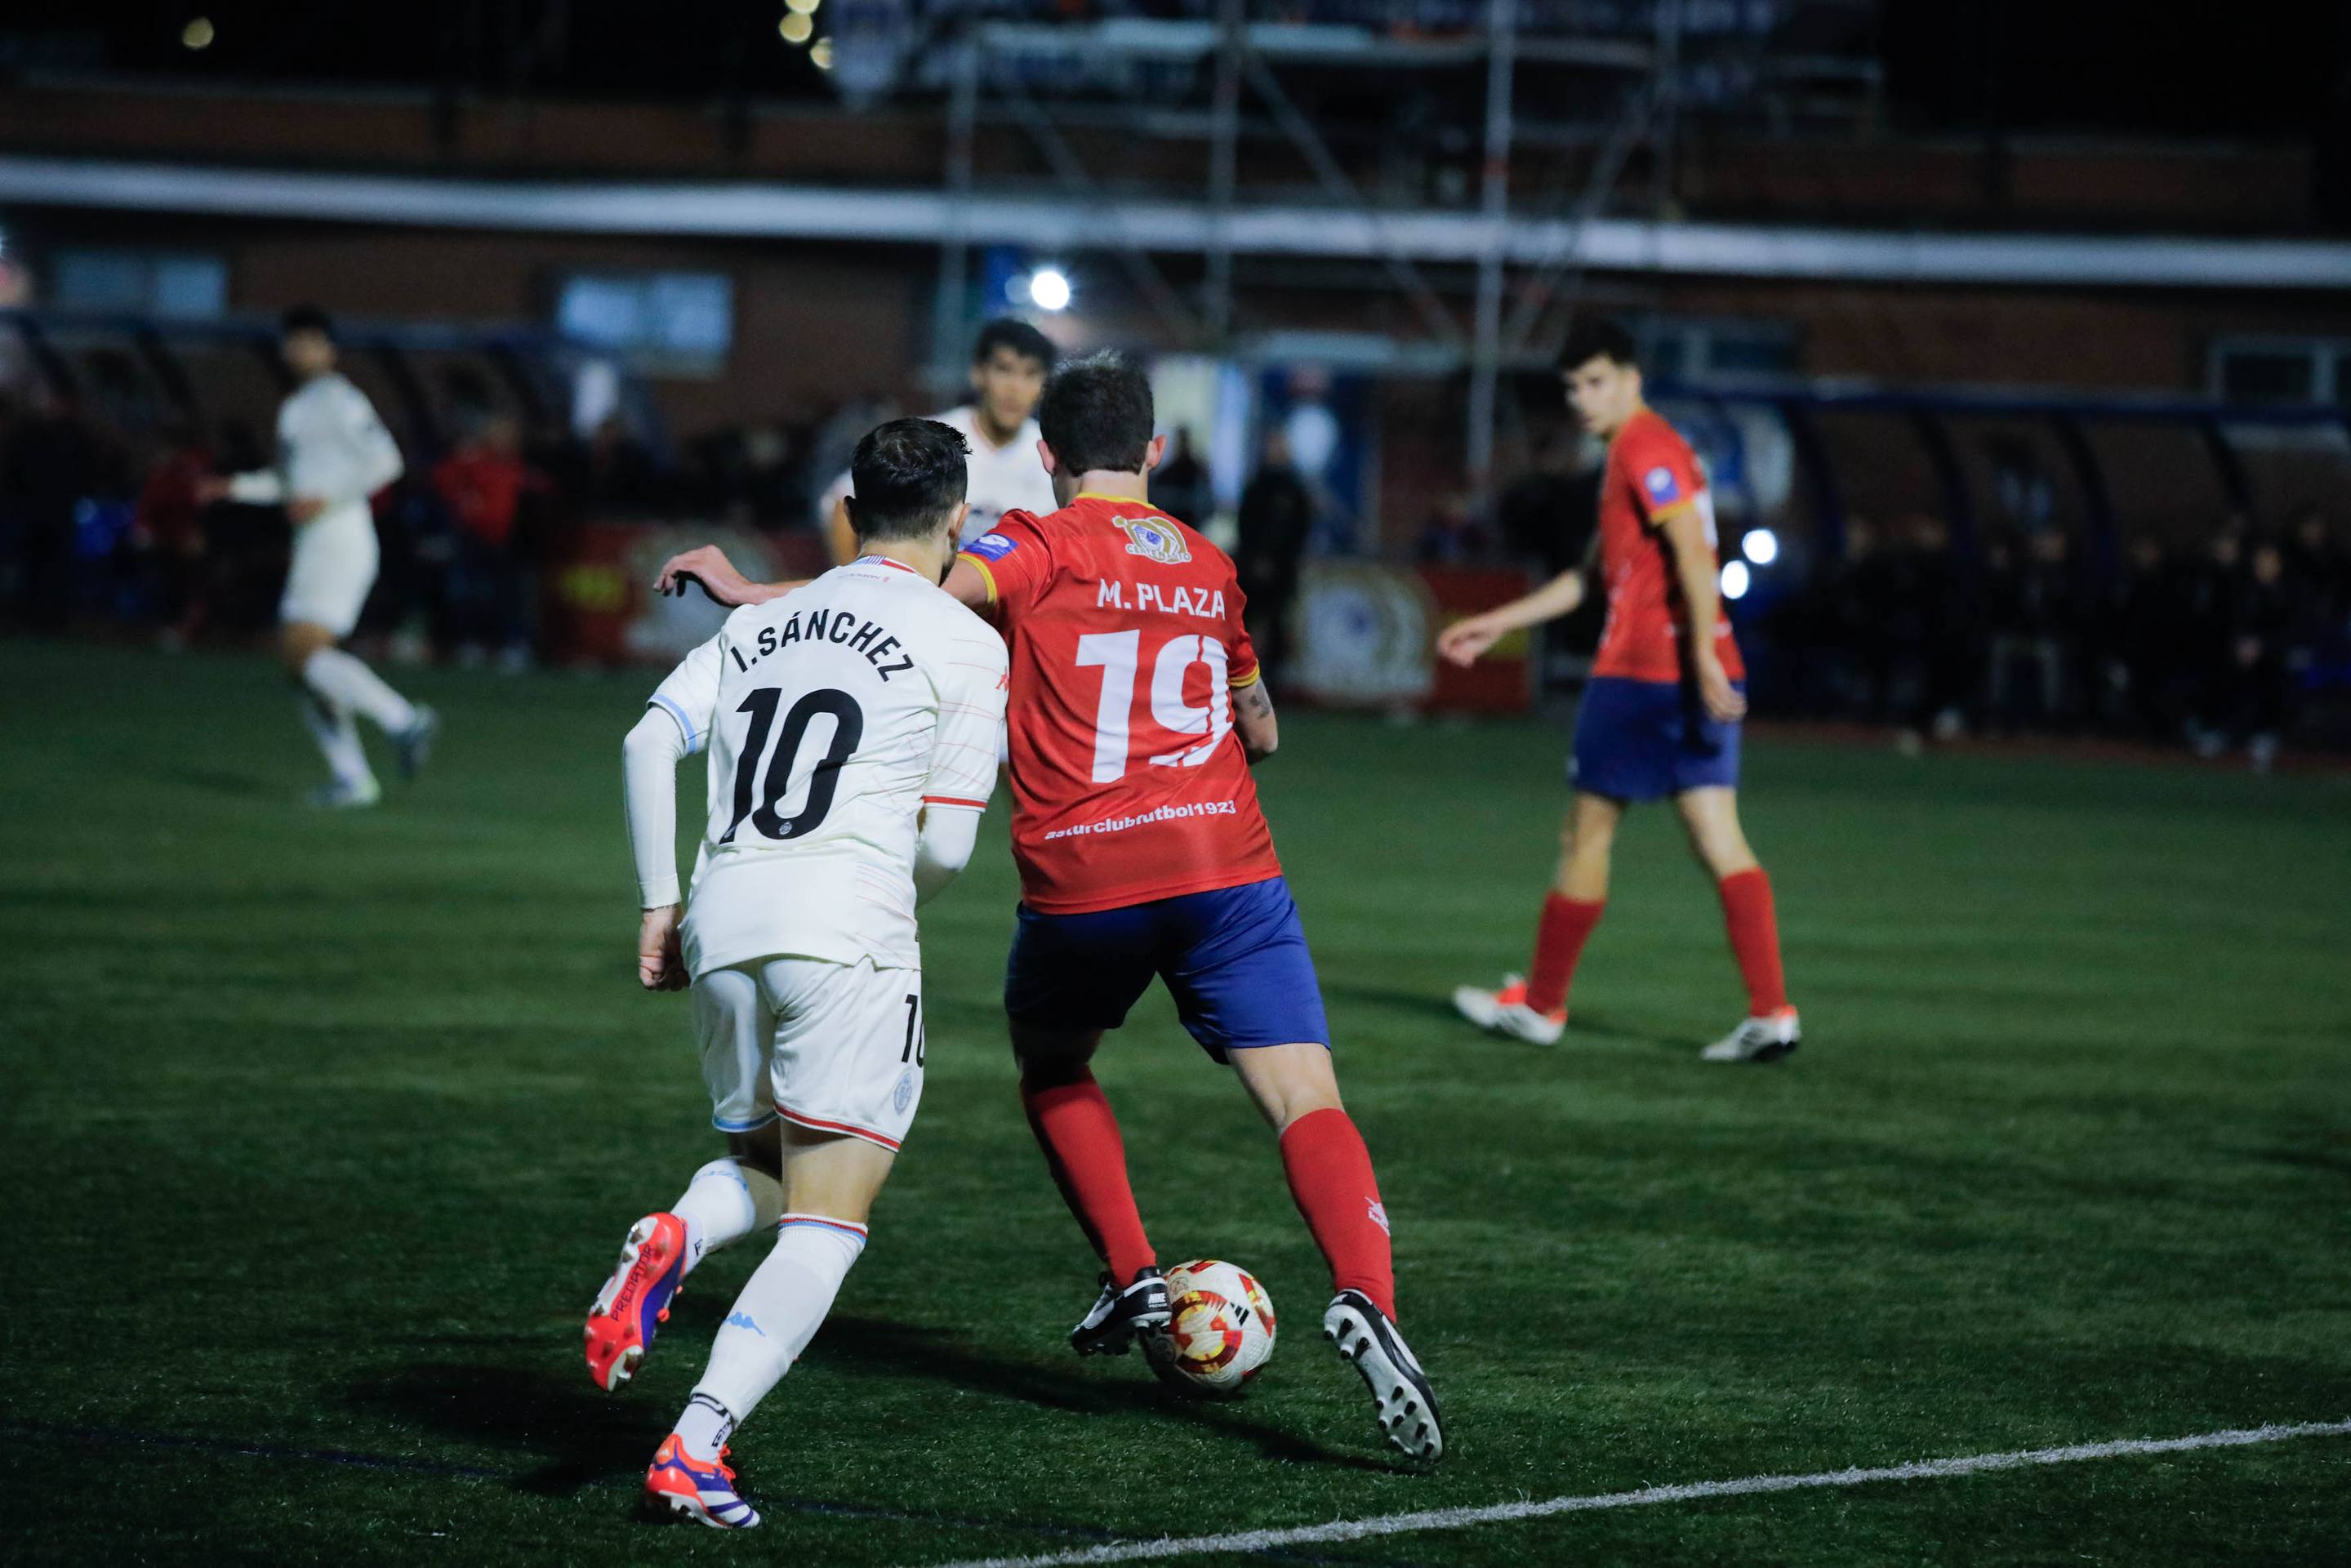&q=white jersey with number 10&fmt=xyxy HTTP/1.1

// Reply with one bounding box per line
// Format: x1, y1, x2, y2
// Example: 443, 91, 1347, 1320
645, 556, 1009, 976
